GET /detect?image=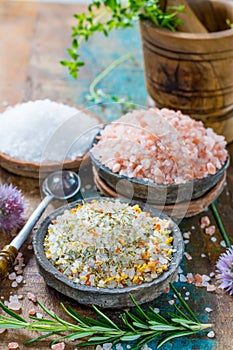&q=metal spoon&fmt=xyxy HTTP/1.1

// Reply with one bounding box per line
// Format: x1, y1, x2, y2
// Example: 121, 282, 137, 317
0, 170, 81, 280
